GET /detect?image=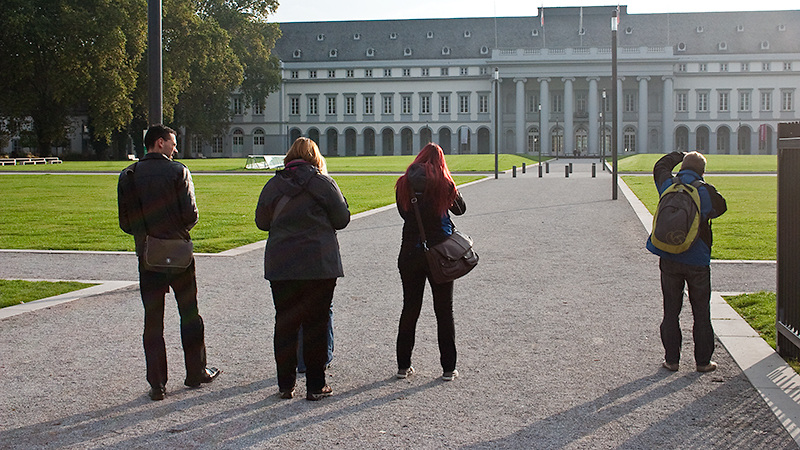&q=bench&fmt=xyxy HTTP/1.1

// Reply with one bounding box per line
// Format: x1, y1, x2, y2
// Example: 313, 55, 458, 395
245, 155, 285, 170
0, 157, 63, 165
